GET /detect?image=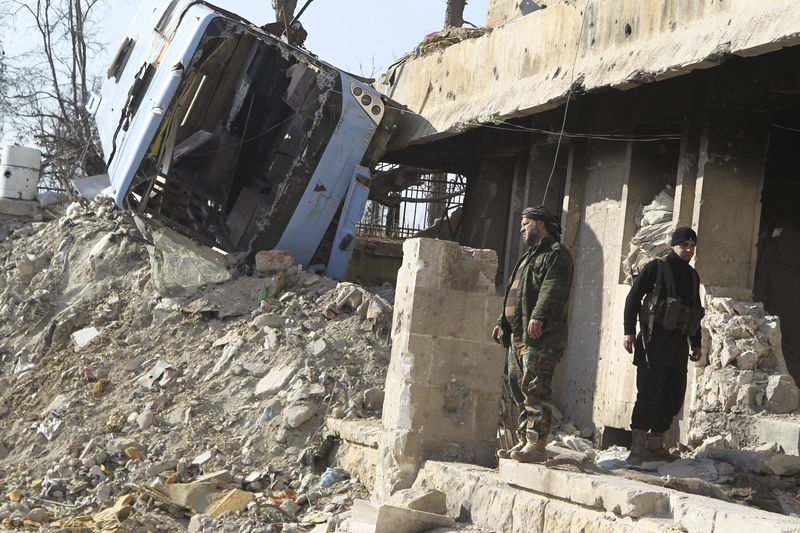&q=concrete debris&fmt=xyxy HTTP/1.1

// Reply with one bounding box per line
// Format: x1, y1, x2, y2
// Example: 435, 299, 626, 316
688, 296, 799, 448
766, 375, 800, 414
0, 199, 393, 532
622, 186, 674, 283
387, 487, 448, 515
143, 224, 234, 298
349, 499, 455, 533
255, 250, 296, 274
